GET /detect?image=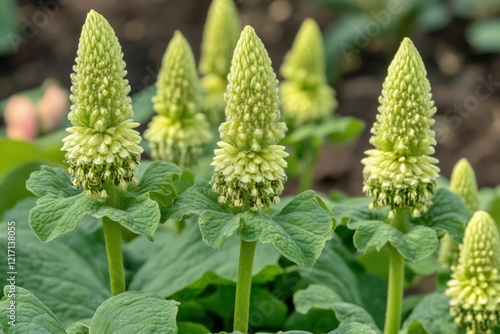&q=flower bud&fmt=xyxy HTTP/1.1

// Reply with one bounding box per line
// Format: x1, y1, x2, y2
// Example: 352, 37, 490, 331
279, 18, 337, 127
5, 95, 38, 141
199, 0, 241, 124
446, 211, 500, 334
62, 10, 143, 198
211, 26, 288, 211
439, 158, 479, 268
361, 38, 439, 216
144, 31, 211, 168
